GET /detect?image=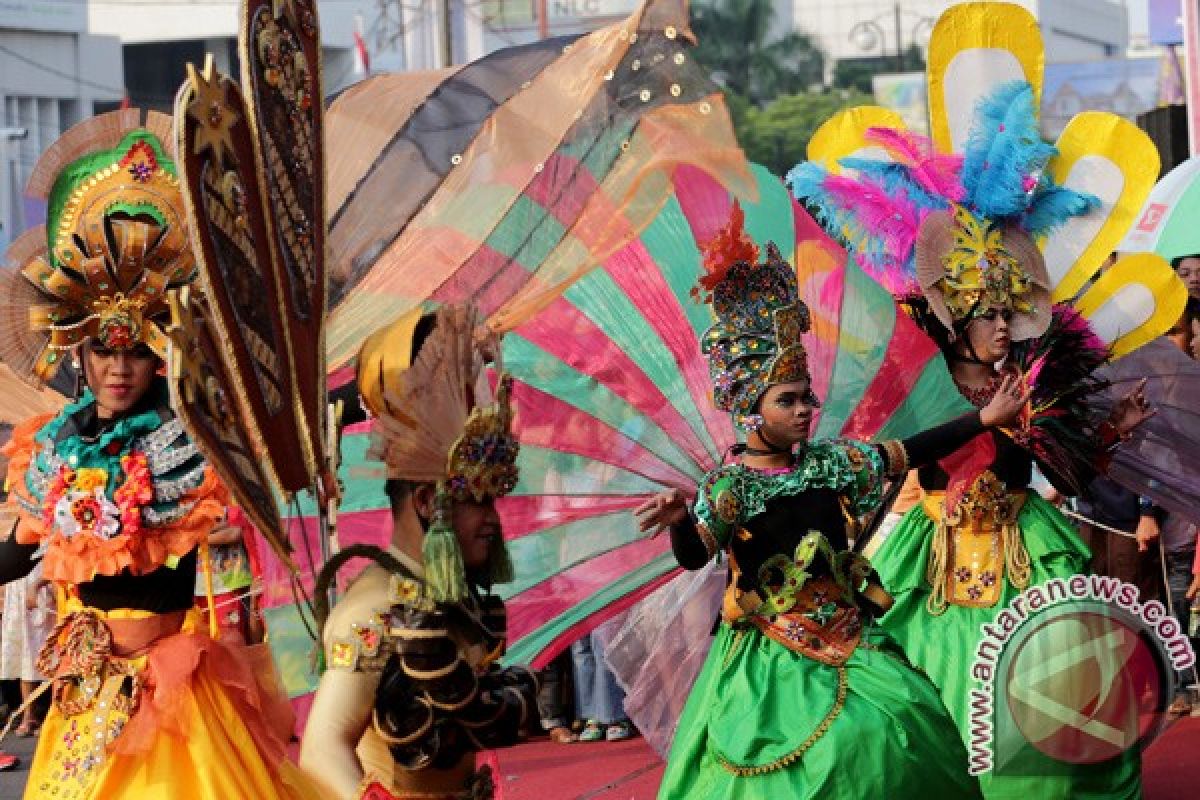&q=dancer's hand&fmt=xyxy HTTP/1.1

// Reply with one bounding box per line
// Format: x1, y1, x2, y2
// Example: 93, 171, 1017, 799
635, 489, 690, 537
979, 373, 1032, 427
1111, 378, 1155, 436
1135, 515, 1160, 553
